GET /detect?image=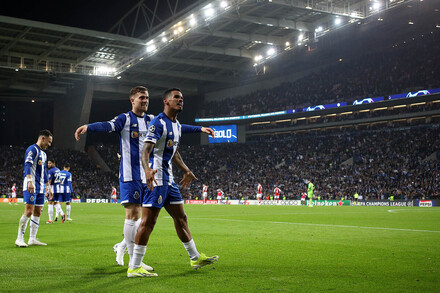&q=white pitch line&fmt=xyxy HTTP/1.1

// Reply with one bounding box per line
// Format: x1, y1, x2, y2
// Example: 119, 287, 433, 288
189, 217, 440, 233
